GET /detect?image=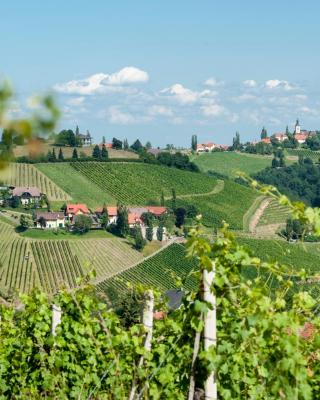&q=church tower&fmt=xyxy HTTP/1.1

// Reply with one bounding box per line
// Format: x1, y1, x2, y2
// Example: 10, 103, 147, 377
294, 119, 301, 135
